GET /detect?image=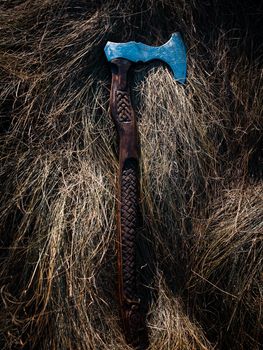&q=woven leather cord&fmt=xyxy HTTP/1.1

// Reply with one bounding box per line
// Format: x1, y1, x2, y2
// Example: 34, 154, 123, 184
121, 159, 138, 301
120, 159, 148, 349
